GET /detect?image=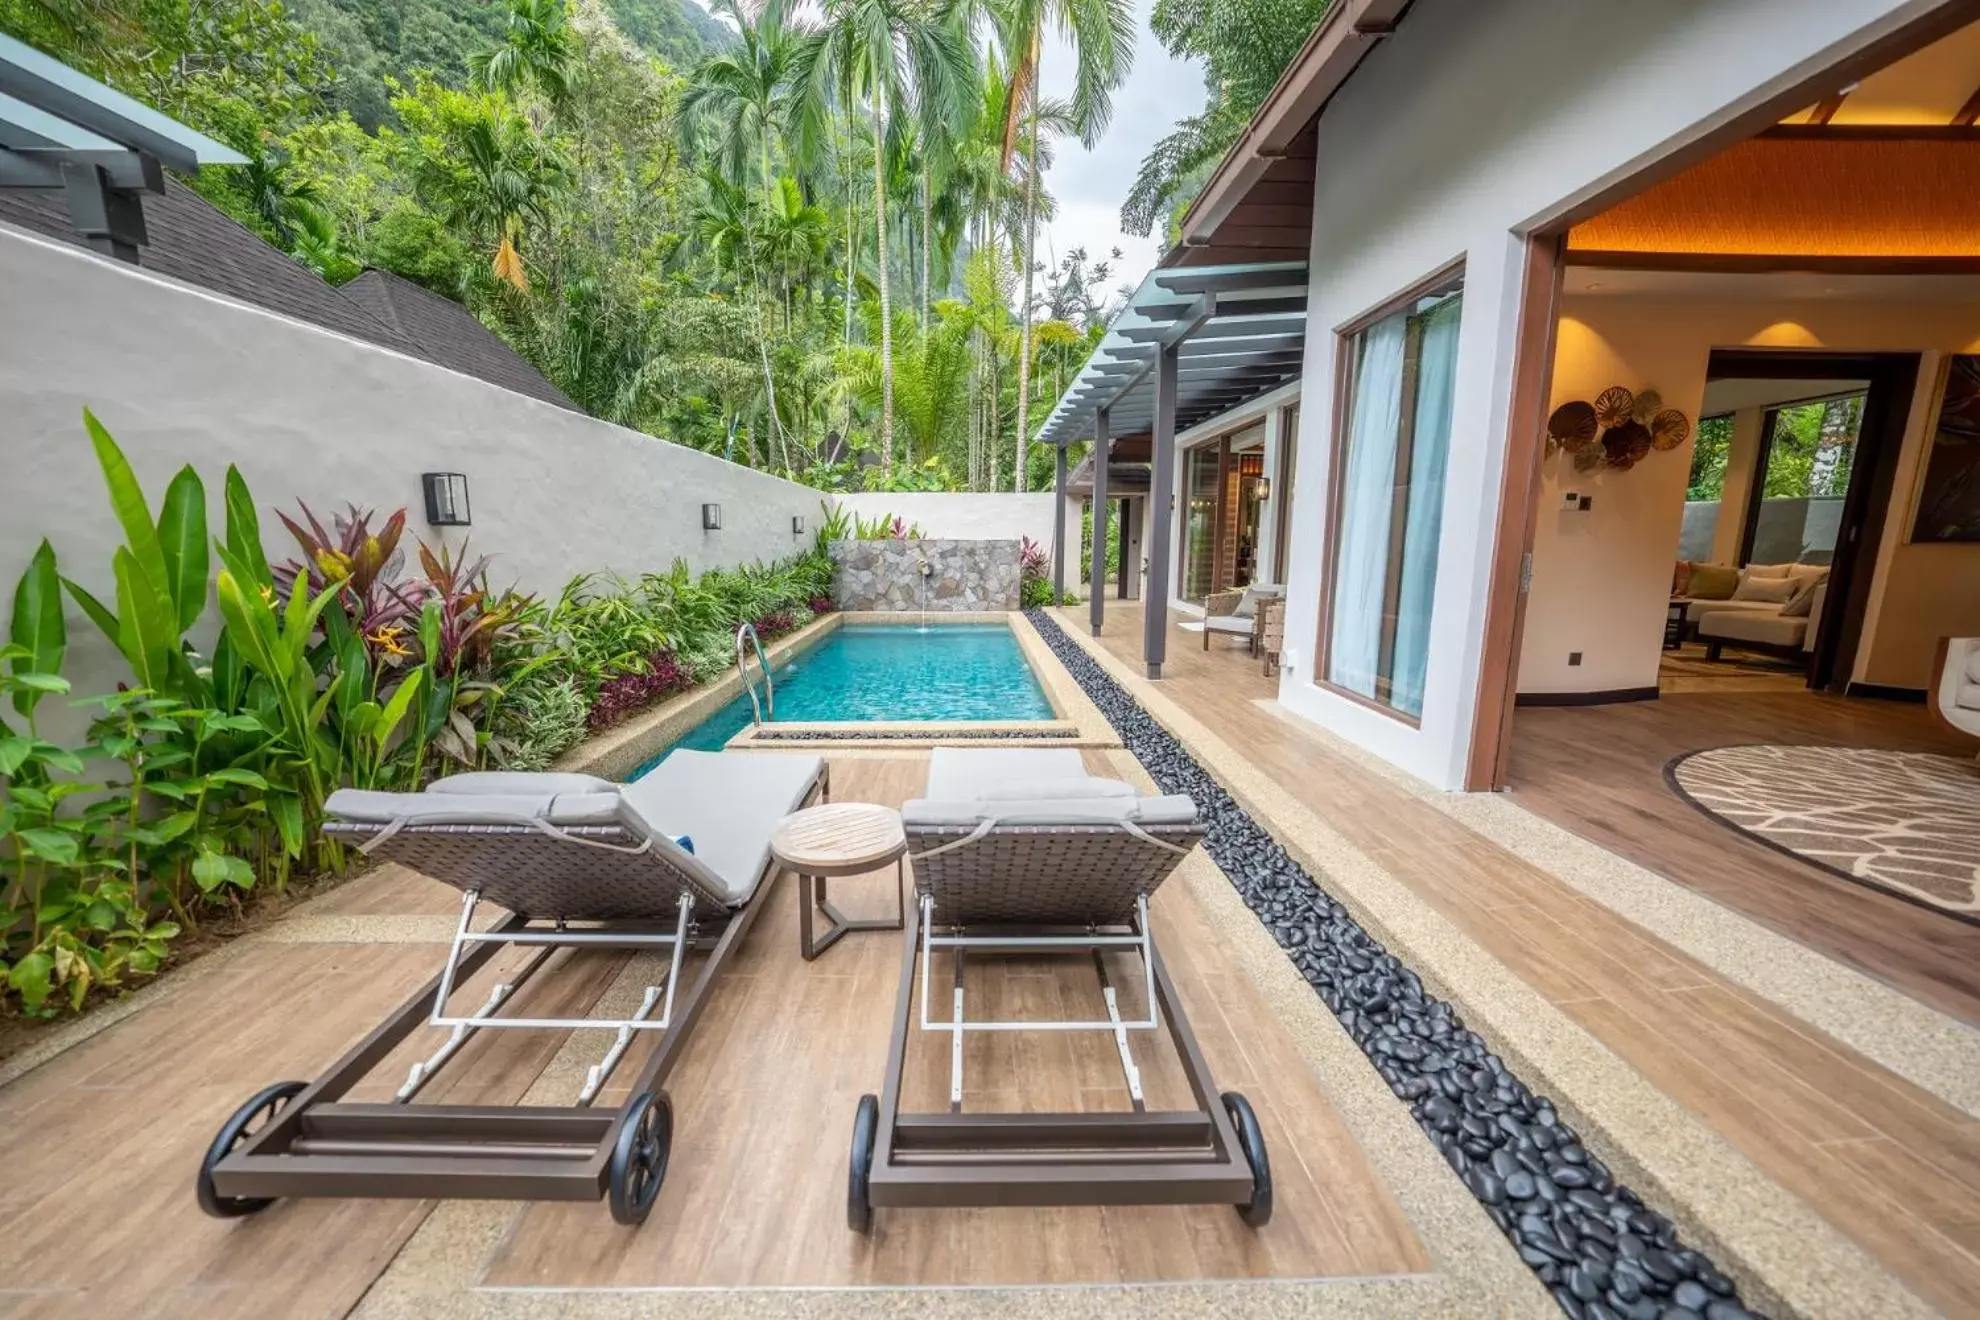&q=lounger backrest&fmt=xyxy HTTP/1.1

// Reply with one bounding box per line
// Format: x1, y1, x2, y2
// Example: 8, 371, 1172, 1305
324, 785, 737, 920
903, 792, 1204, 926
